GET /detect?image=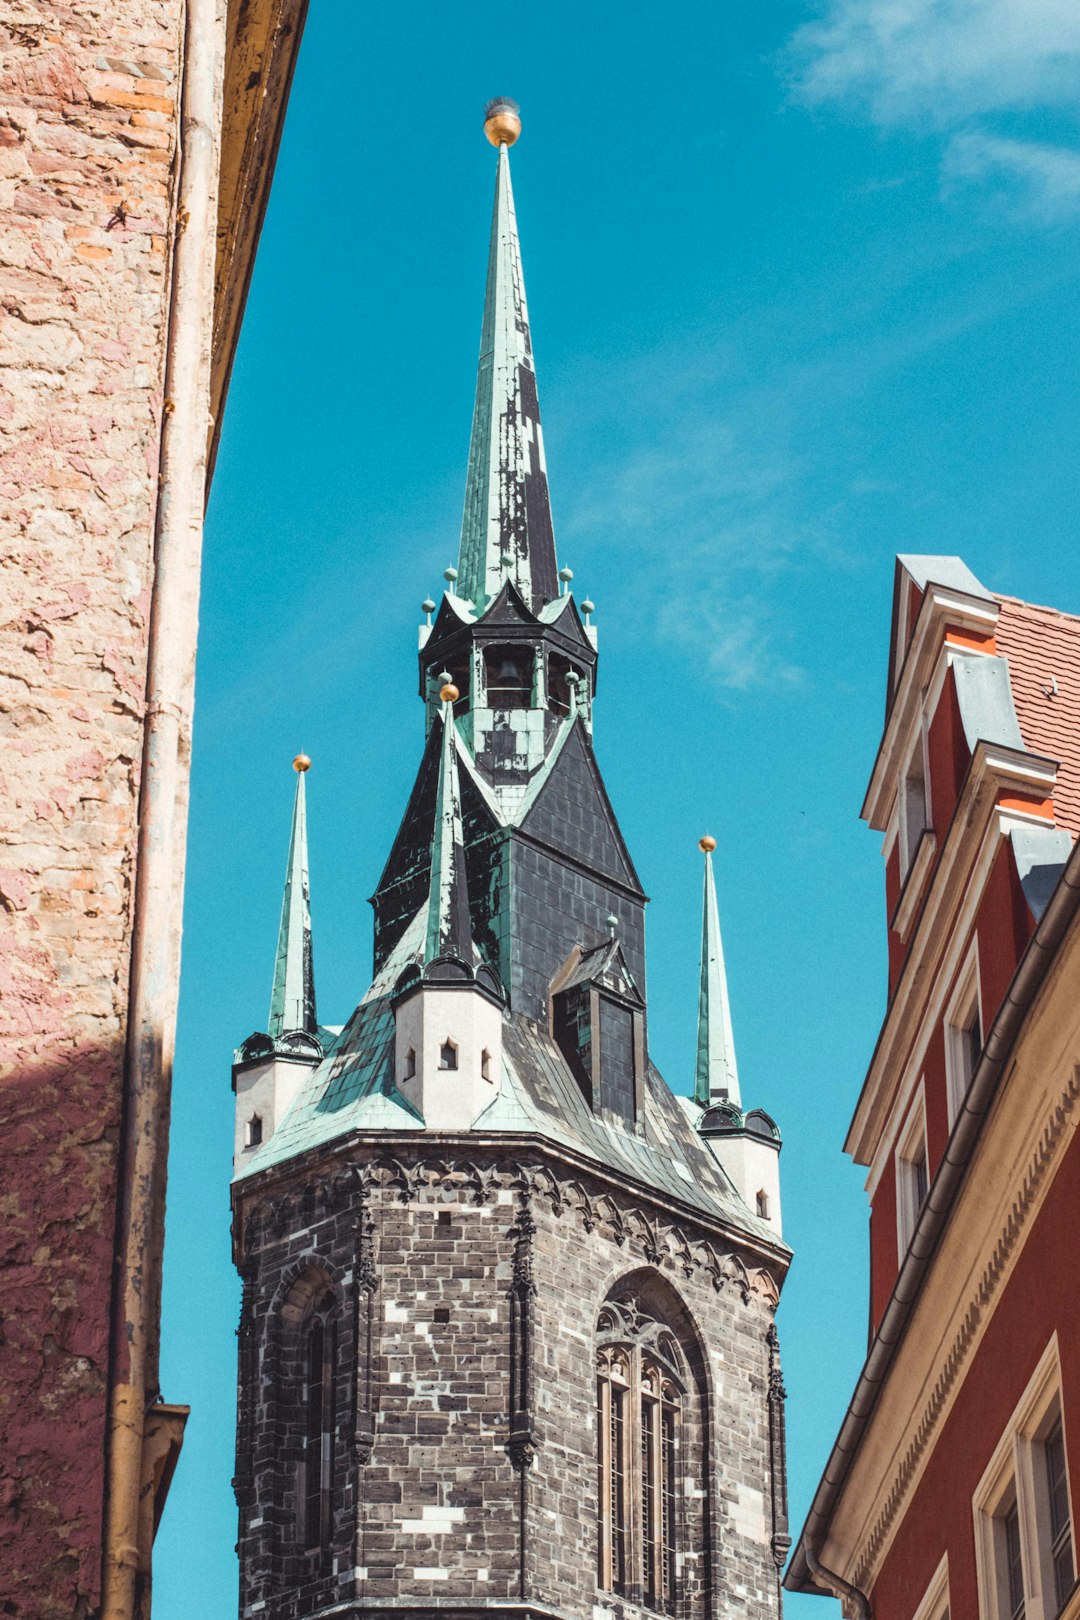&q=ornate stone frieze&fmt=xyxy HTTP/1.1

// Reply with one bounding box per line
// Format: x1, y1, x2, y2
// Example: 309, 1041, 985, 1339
241, 1149, 783, 1311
